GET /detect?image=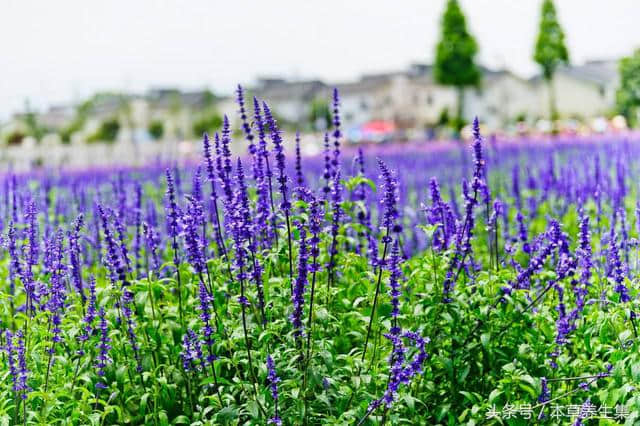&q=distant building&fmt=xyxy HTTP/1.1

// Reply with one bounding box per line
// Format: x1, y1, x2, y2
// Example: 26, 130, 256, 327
1, 59, 622, 147
465, 68, 540, 128
335, 65, 456, 130
334, 64, 538, 131
37, 105, 75, 129
252, 78, 327, 124
532, 59, 619, 119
